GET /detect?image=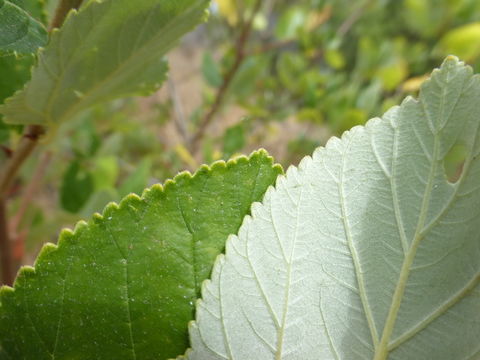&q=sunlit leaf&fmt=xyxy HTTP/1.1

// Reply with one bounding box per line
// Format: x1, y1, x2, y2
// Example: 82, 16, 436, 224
0, 0, 209, 126
0, 150, 282, 360
181, 57, 480, 359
